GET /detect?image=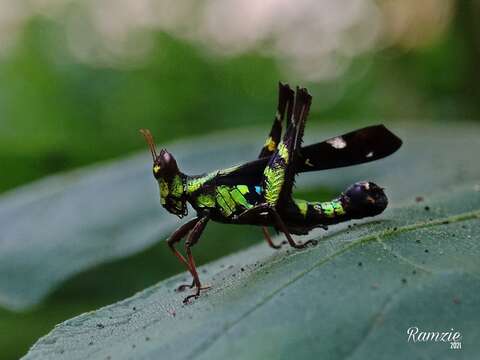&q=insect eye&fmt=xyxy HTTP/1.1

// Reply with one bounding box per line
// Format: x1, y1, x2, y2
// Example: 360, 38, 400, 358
153, 165, 161, 174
